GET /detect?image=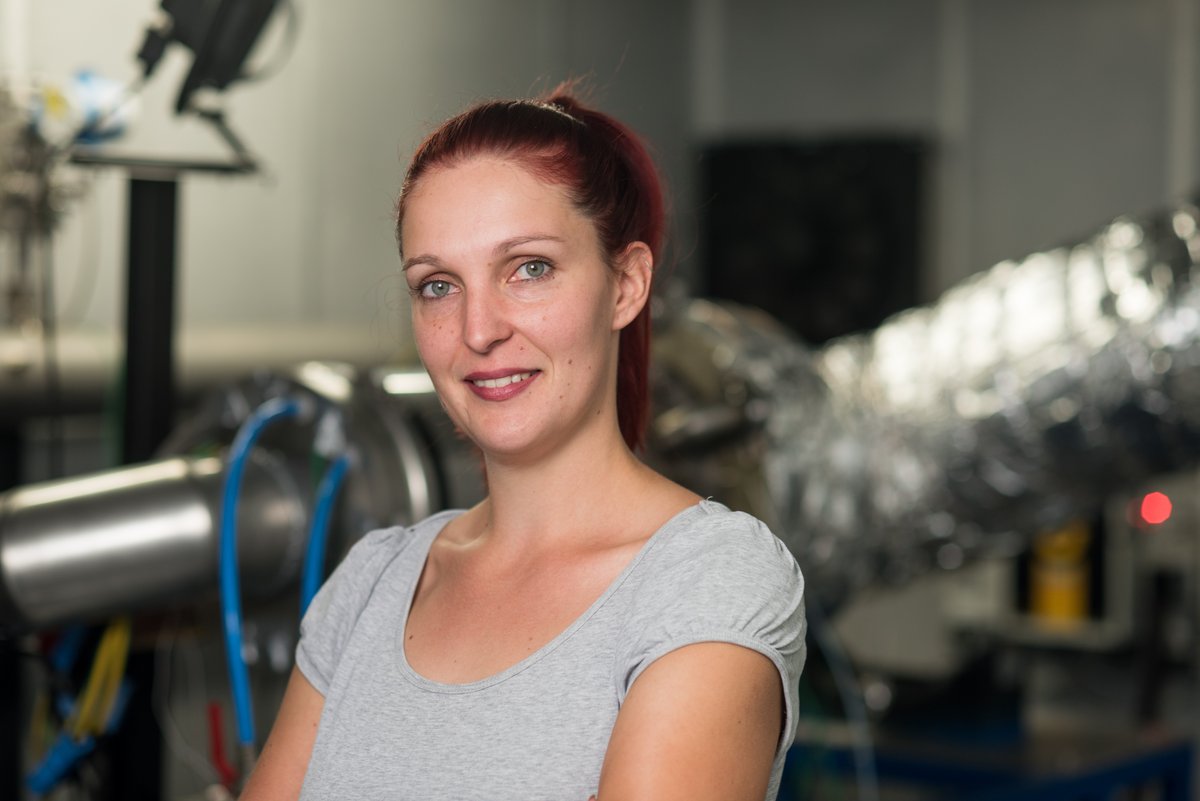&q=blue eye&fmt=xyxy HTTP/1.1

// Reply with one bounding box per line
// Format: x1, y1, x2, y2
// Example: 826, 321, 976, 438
515, 260, 551, 280
420, 280, 453, 299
